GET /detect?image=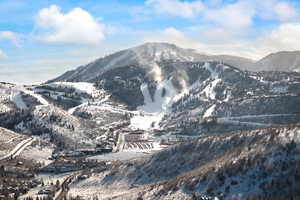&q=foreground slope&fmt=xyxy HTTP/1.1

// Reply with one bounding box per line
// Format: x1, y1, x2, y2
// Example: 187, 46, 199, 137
0, 127, 29, 160
68, 125, 300, 200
